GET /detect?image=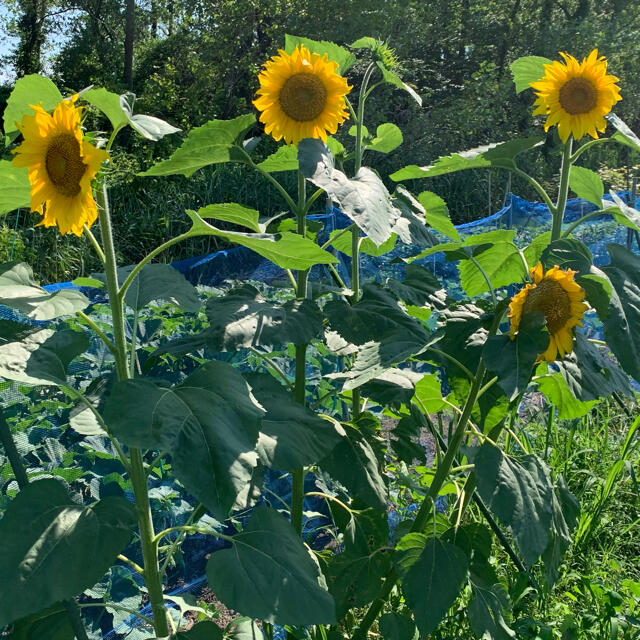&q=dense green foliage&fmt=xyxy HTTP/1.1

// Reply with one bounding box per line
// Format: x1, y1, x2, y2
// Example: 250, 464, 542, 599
2, 0, 640, 281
